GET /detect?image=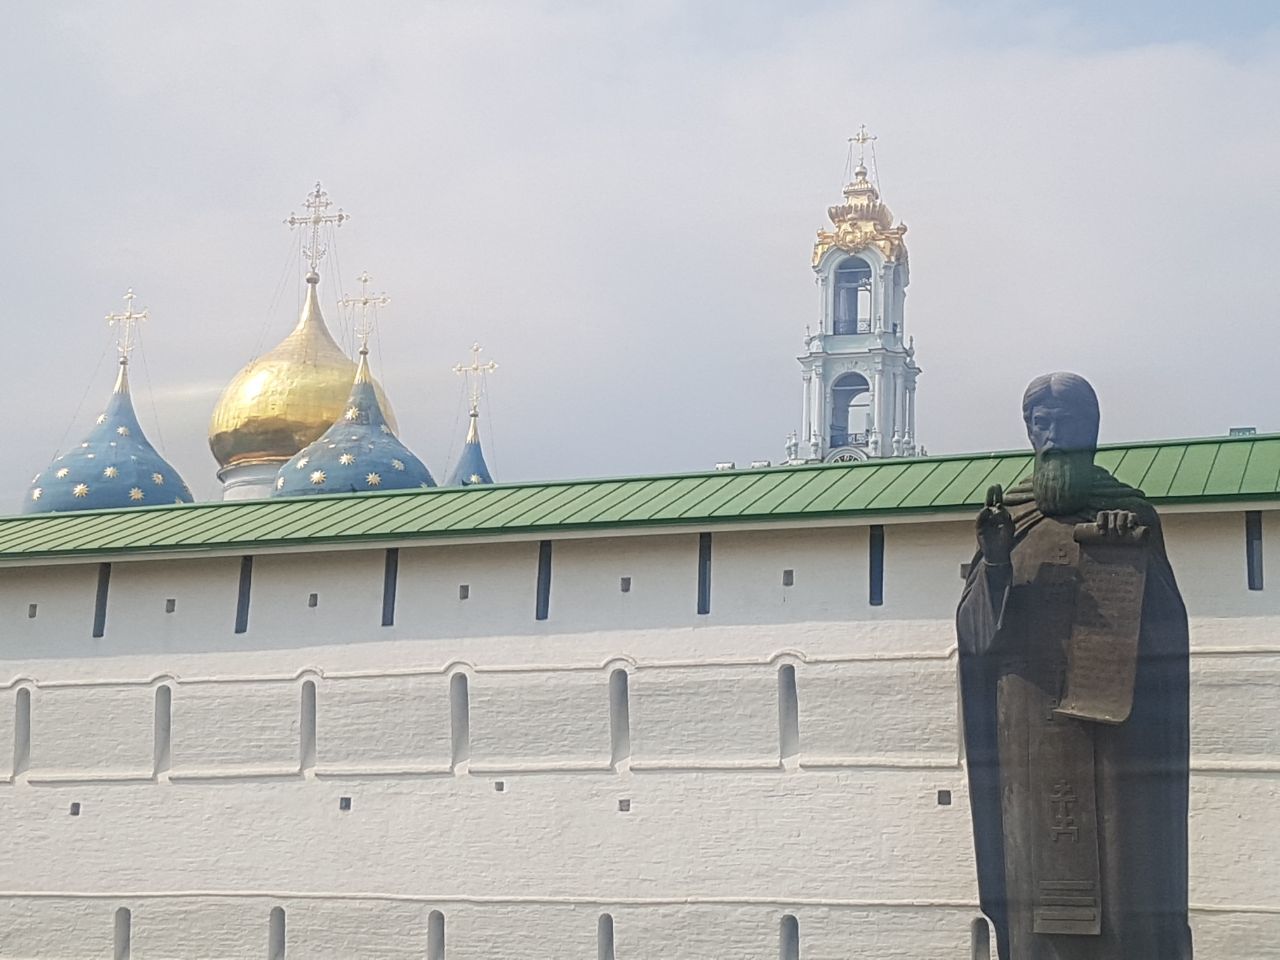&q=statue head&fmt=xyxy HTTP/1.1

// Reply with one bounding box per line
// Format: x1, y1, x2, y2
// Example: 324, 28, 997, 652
1022, 372, 1099, 515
